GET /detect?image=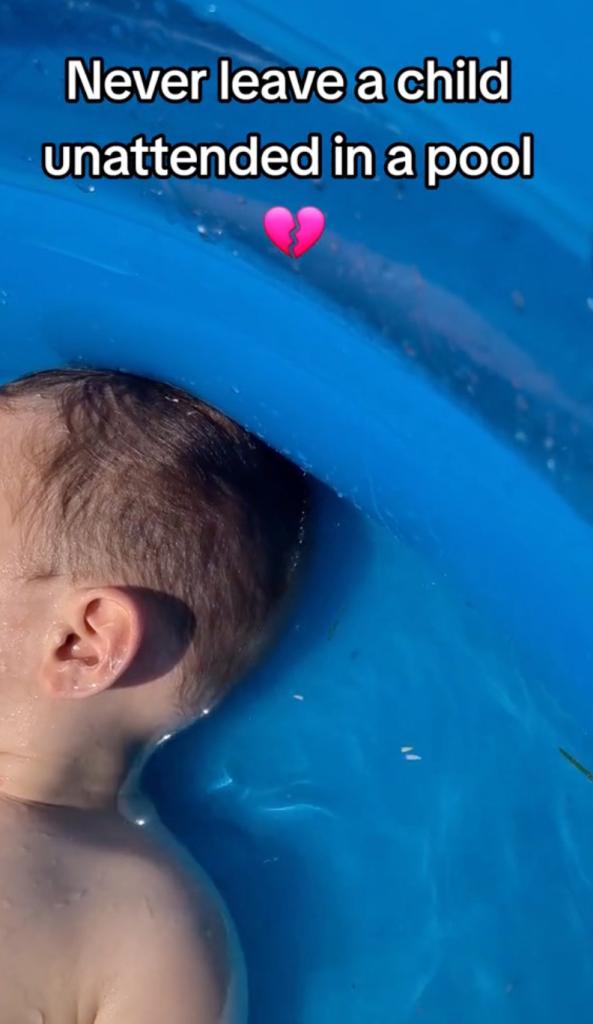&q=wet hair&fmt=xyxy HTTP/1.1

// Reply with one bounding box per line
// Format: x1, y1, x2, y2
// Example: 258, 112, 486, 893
0, 369, 308, 709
